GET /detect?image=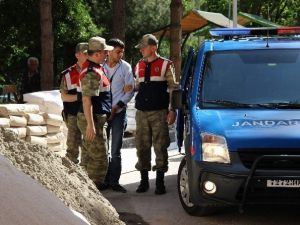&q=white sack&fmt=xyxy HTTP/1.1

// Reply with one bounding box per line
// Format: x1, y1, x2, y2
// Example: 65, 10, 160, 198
26, 113, 45, 125
0, 104, 39, 116
0, 118, 10, 128
44, 100, 63, 115
26, 126, 47, 136
45, 113, 63, 126
23, 92, 45, 104
46, 132, 64, 144
47, 125, 63, 134
26, 136, 47, 146
47, 142, 64, 152
23, 90, 63, 115
5, 127, 27, 138
9, 116, 27, 127
39, 104, 48, 113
